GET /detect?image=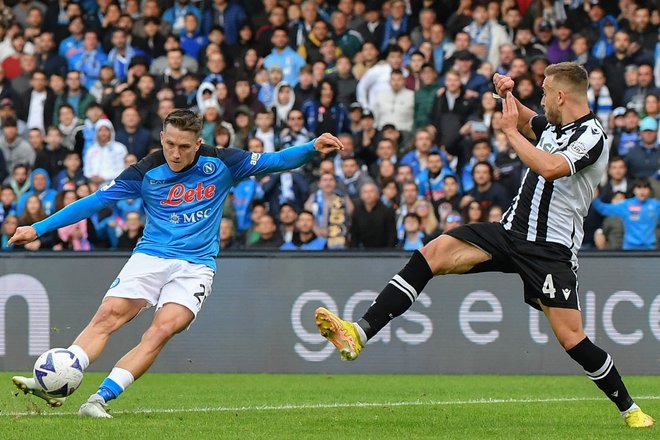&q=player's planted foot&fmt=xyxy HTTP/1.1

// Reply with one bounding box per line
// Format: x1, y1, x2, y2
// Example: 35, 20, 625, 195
12, 376, 66, 408
624, 408, 655, 428
79, 393, 112, 418
315, 307, 363, 361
